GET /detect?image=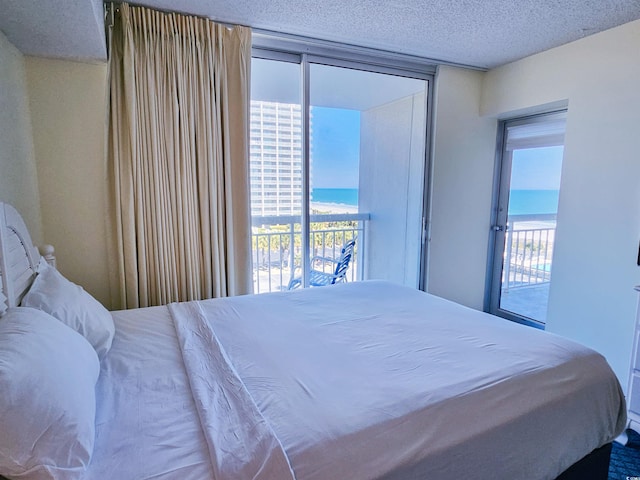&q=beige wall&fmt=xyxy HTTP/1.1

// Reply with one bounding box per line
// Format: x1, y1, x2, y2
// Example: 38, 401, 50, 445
430, 20, 640, 385
0, 32, 42, 244
25, 57, 112, 308
480, 20, 640, 385
427, 66, 497, 309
